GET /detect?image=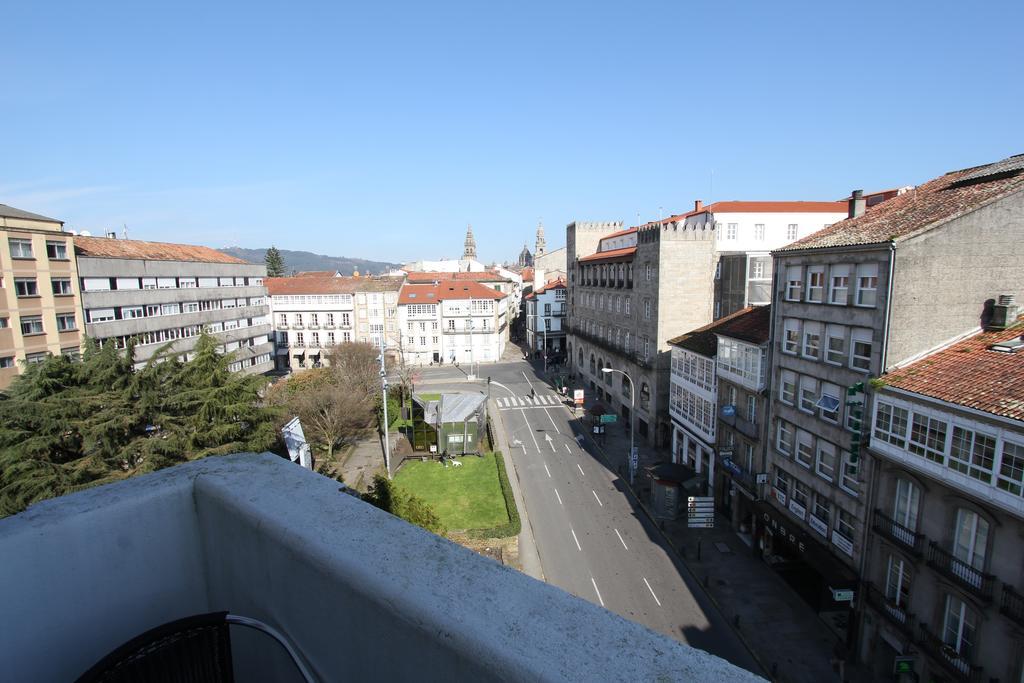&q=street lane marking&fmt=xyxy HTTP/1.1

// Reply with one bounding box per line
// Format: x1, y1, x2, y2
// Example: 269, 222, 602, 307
521, 371, 535, 391
643, 577, 662, 606
577, 463, 585, 477
545, 434, 556, 452
614, 528, 628, 550
592, 490, 602, 506
554, 488, 563, 506
564, 444, 572, 453
545, 410, 561, 433
570, 527, 582, 551
591, 577, 605, 607
524, 415, 541, 451
544, 462, 551, 478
